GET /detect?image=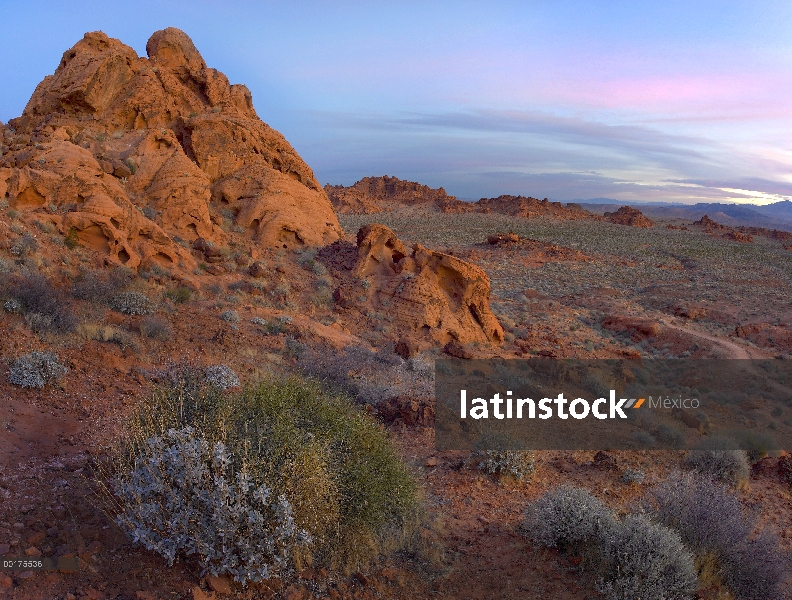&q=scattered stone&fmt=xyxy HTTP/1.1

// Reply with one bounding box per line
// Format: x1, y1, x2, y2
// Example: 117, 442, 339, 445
205, 574, 232, 594
27, 531, 46, 545
443, 340, 473, 359
192, 587, 216, 600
